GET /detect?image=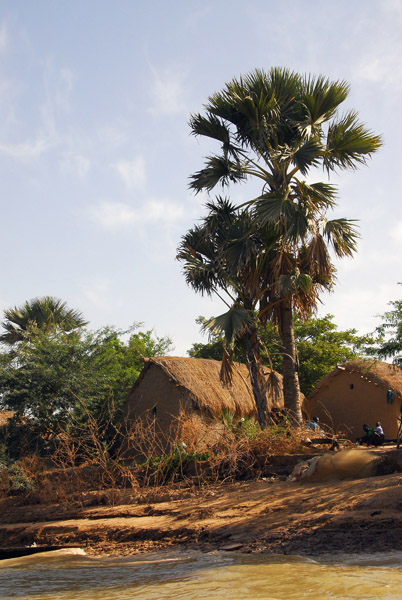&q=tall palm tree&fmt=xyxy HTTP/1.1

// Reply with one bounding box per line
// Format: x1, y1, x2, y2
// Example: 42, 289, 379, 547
0, 296, 88, 345
187, 68, 382, 423
178, 197, 280, 427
